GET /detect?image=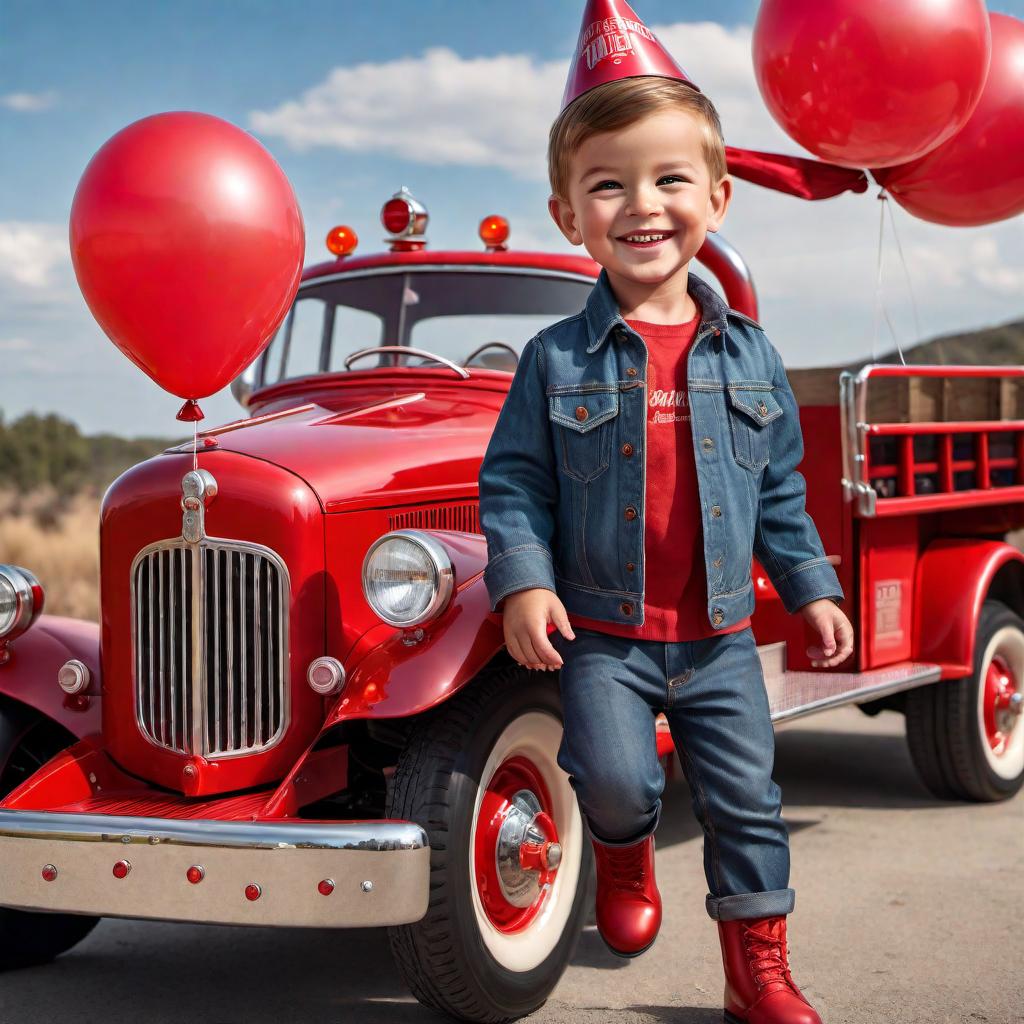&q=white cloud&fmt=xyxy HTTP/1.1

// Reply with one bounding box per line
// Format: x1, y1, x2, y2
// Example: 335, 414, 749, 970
251, 46, 565, 180
249, 23, 799, 181
1, 91, 58, 113
0, 337, 32, 352
0, 222, 69, 288
970, 237, 1024, 296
